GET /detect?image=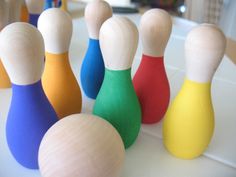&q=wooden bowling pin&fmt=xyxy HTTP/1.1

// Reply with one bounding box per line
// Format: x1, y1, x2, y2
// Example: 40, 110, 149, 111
25, 0, 44, 27
93, 16, 141, 148
20, 0, 29, 22
60, 0, 67, 11
133, 9, 172, 124
0, 0, 11, 88
5, 0, 22, 23
39, 114, 125, 177
0, 23, 58, 169
163, 24, 226, 159
80, 0, 112, 99
44, 0, 53, 9
38, 8, 82, 119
